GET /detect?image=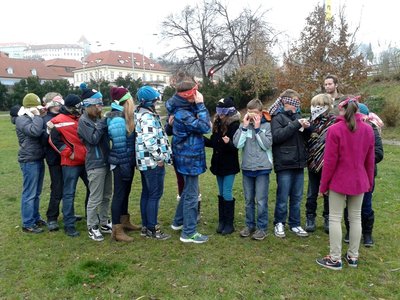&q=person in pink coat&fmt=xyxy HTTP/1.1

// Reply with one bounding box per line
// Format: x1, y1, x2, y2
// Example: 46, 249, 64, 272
316, 96, 375, 270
